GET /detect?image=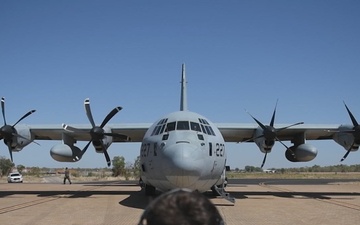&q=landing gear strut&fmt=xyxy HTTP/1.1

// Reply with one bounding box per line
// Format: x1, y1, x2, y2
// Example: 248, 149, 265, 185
211, 178, 235, 203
